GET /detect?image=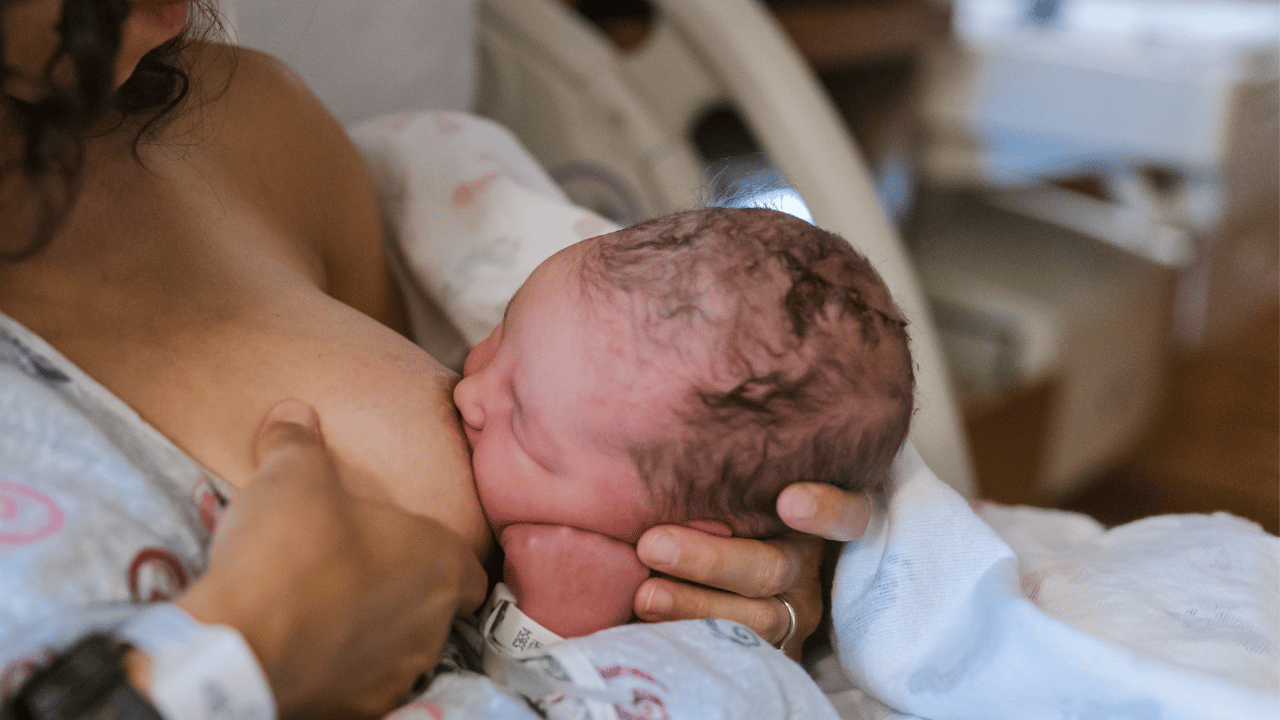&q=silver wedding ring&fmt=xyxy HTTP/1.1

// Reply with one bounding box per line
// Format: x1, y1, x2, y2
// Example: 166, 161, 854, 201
775, 595, 798, 652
